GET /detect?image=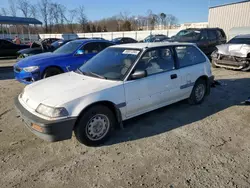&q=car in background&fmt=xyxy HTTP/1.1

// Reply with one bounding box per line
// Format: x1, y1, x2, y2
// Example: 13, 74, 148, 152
169, 28, 226, 55
142, 34, 169, 42
91, 37, 105, 40
39, 38, 61, 45
112, 37, 137, 44
15, 42, 213, 146
211, 34, 250, 71
17, 39, 71, 60
14, 39, 114, 84
0, 39, 30, 57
